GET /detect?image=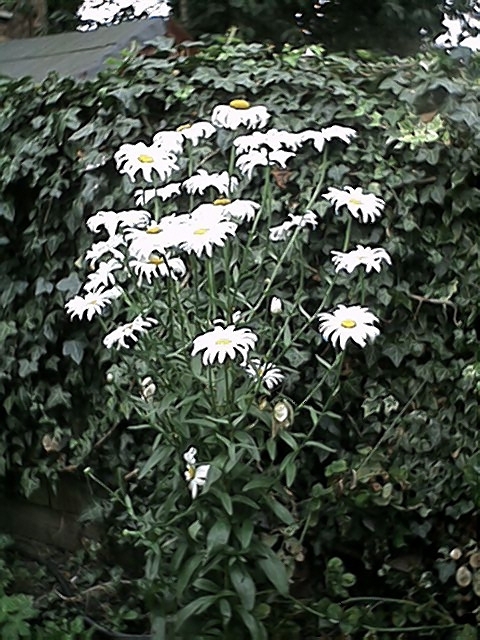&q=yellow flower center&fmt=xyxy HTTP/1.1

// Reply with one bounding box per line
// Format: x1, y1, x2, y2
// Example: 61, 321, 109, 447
341, 319, 357, 329
213, 198, 231, 206
193, 228, 209, 235
138, 154, 155, 163
176, 123, 192, 132
348, 198, 362, 206
186, 465, 196, 480
146, 226, 161, 234
88, 299, 97, 306
229, 99, 250, 110
148, 255, 164, 265
215, 338, 232, 346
